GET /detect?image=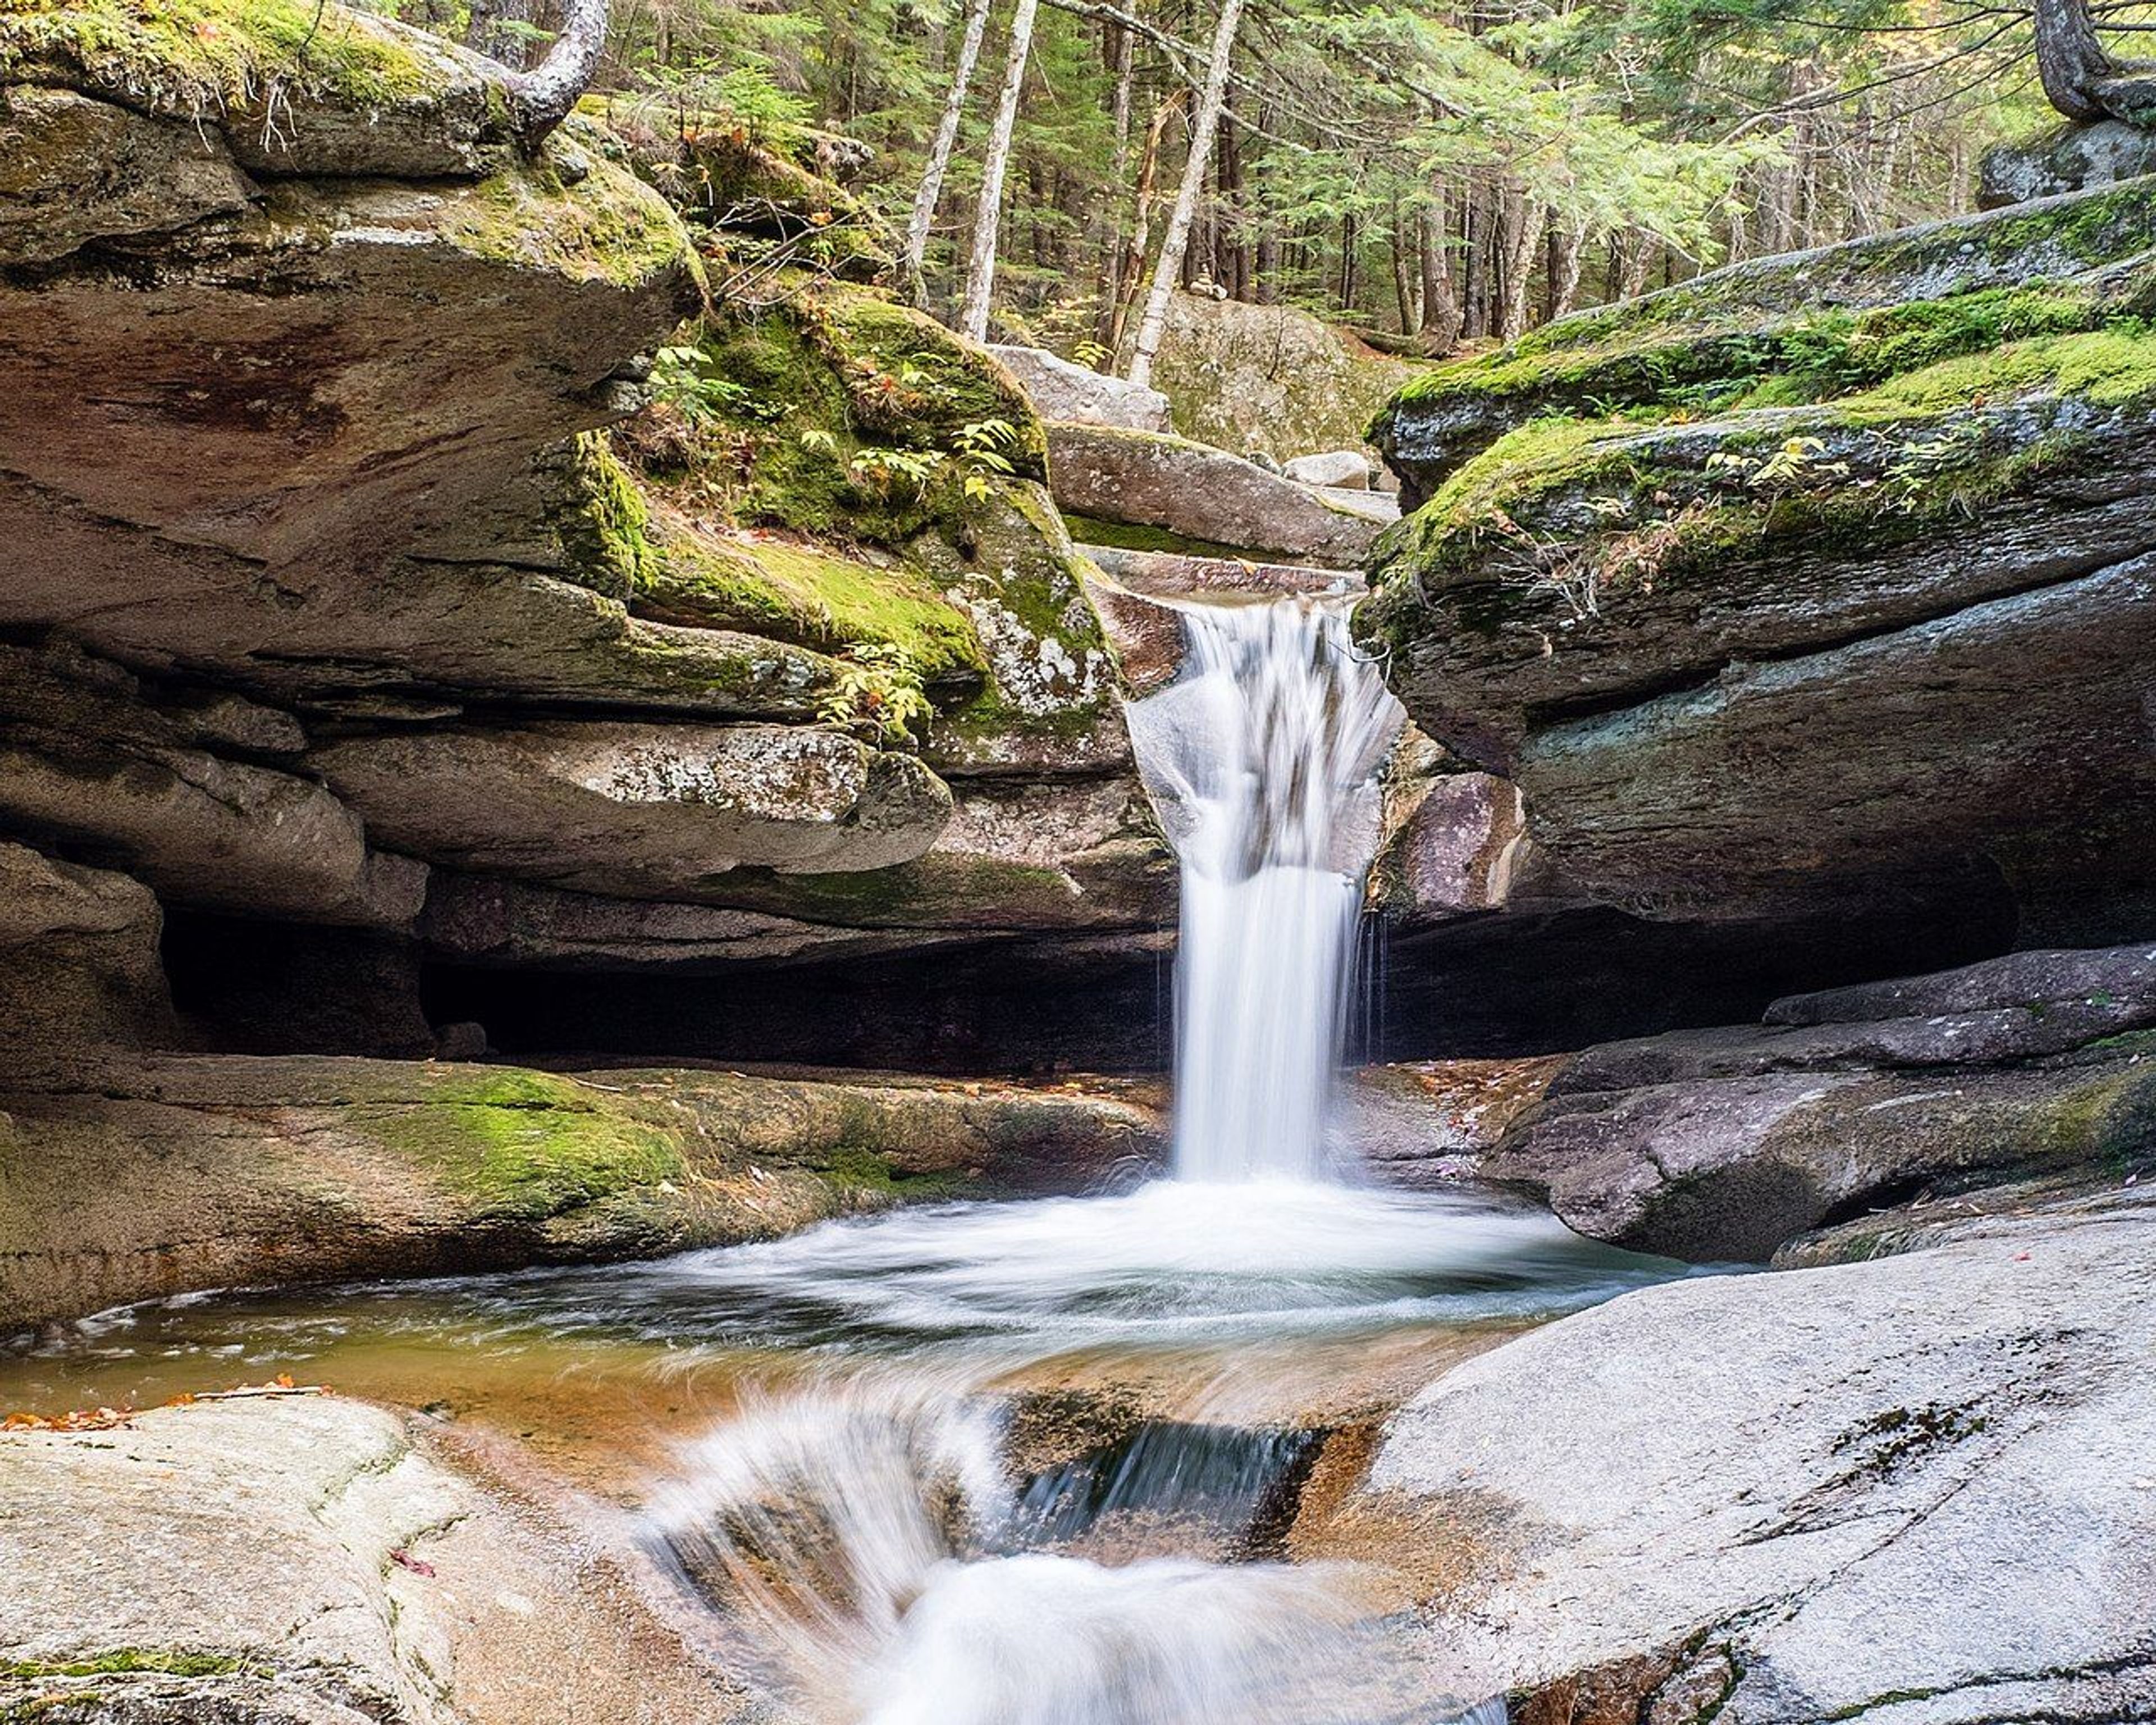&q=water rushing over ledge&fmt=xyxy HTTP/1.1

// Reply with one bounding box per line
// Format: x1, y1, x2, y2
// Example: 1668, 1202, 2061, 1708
1126, 595, 1405, 1181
